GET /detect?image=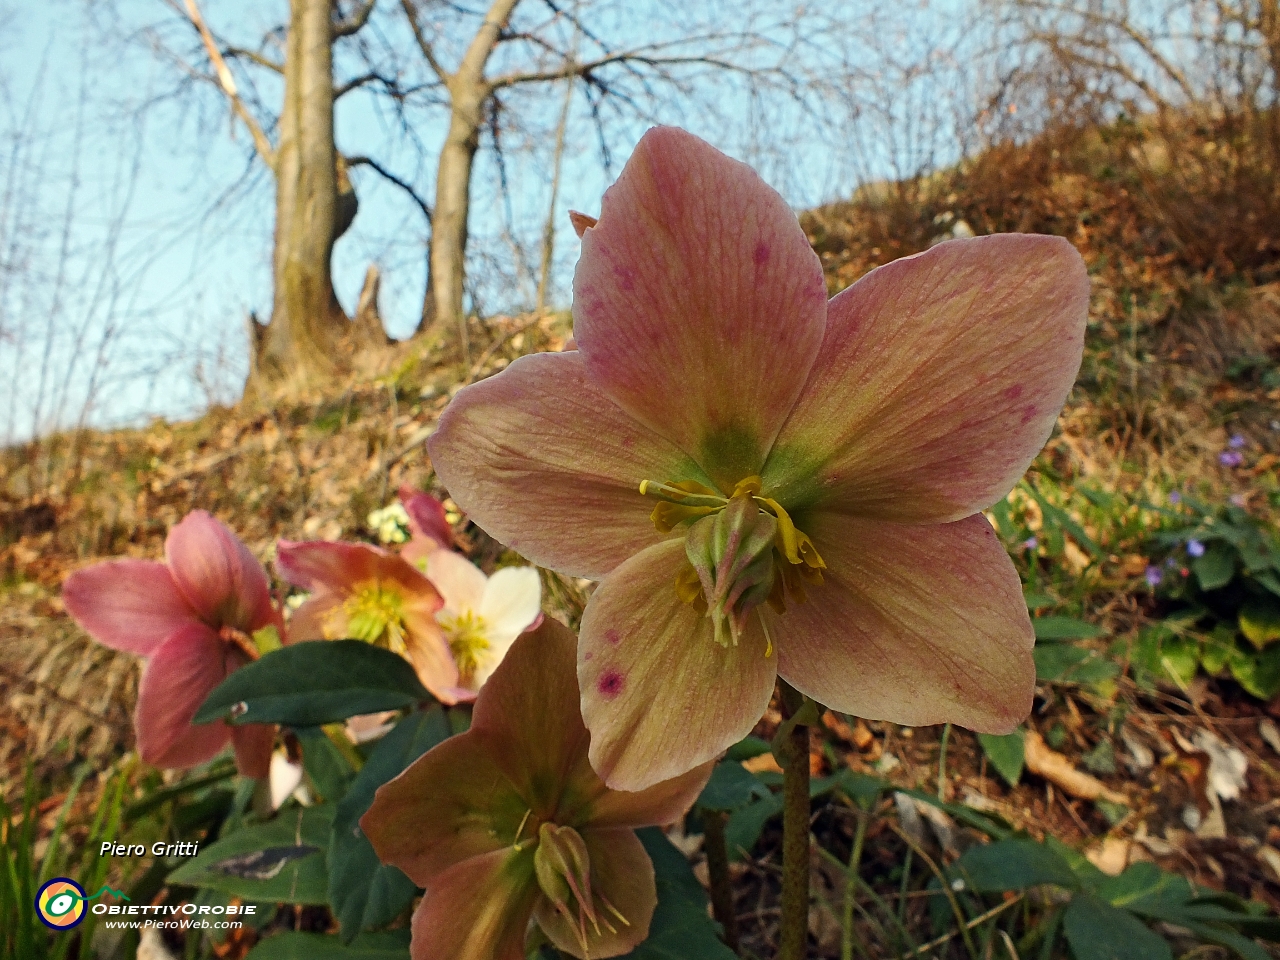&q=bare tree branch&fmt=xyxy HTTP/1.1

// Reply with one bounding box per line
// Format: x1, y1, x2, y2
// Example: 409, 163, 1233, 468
400, 0, 452, 81
223, 45, 284, 73
334, 0, 378, 38
346, 154, 433, 222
